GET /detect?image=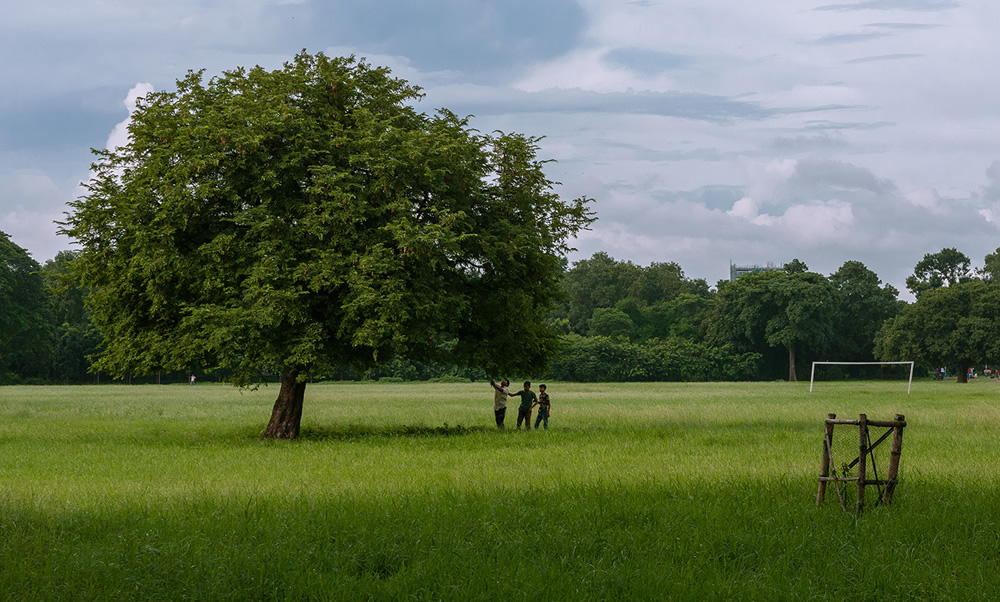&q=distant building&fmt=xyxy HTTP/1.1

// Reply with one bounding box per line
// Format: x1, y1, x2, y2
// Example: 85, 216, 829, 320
730, 262, 783, 282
